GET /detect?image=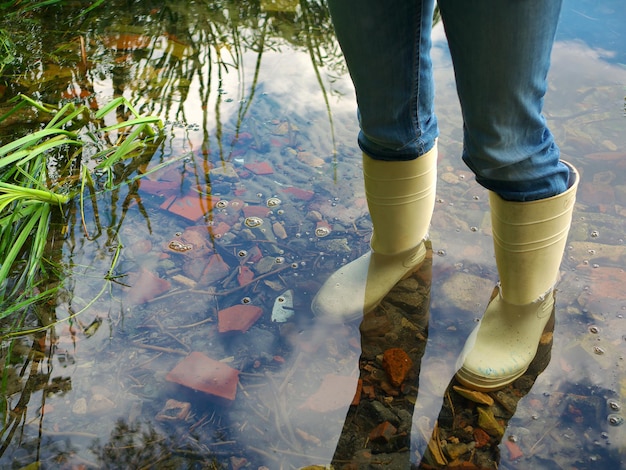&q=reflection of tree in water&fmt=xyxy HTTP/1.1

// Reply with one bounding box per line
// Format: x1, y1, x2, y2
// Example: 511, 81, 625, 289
89, 419, 222, 469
